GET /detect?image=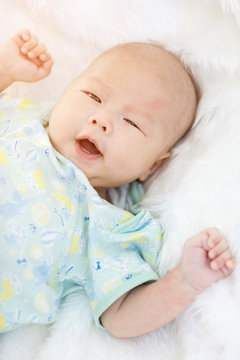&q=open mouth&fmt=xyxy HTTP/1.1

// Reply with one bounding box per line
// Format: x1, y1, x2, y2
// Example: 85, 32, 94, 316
76, 138, 103, 159
80, 139, 100, 155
